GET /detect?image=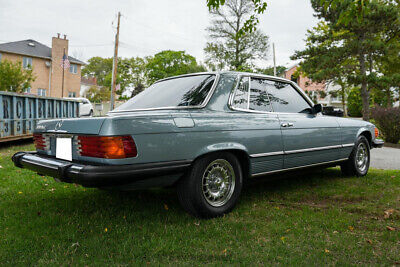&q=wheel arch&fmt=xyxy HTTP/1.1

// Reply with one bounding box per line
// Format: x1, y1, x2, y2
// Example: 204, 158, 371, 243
193, 145, 251, 179
358, 129, 372, 147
